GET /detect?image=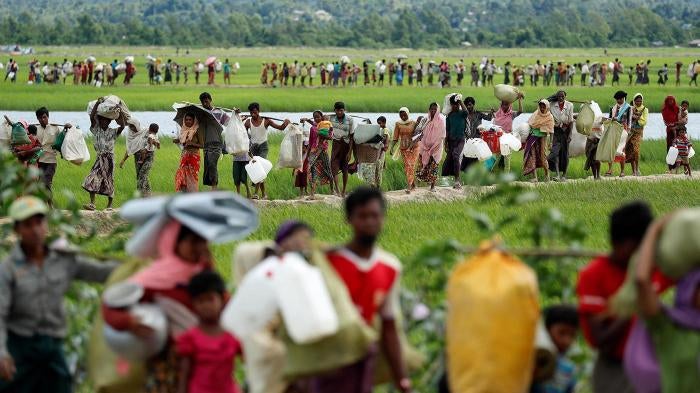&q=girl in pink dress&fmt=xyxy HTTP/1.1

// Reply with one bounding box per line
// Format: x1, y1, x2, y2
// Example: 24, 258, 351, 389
176, 271, 243, 393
